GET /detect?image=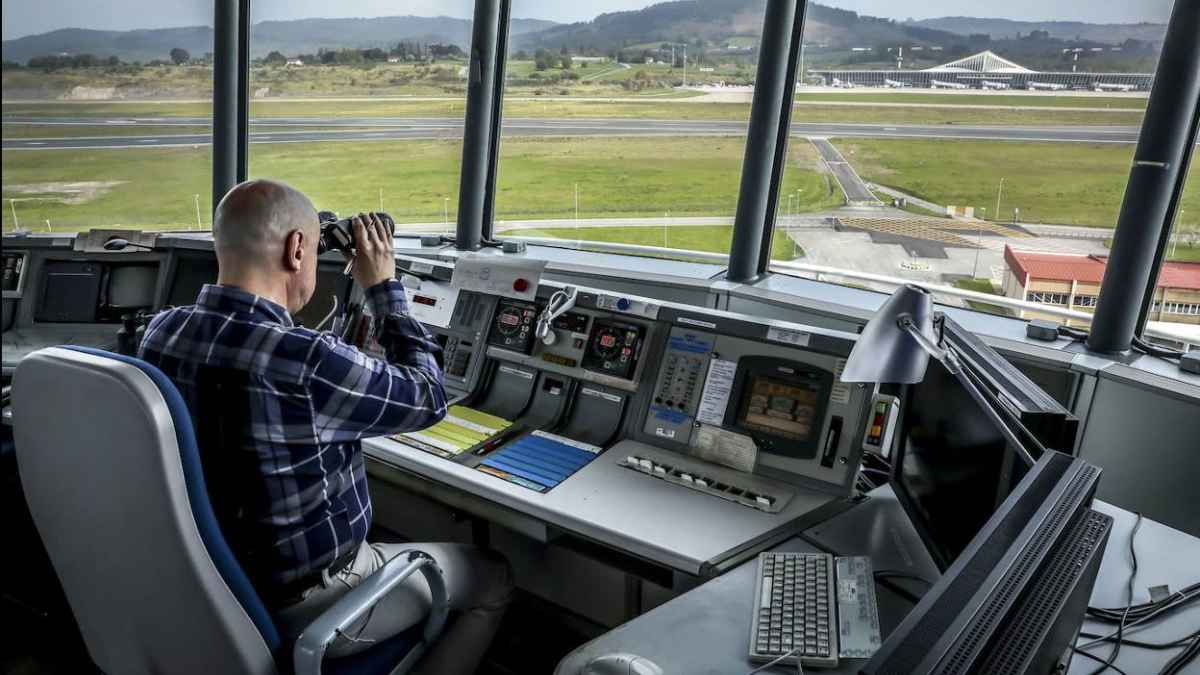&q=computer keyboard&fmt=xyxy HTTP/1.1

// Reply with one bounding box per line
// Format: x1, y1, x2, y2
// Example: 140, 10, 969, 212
749, 551, 839, 669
